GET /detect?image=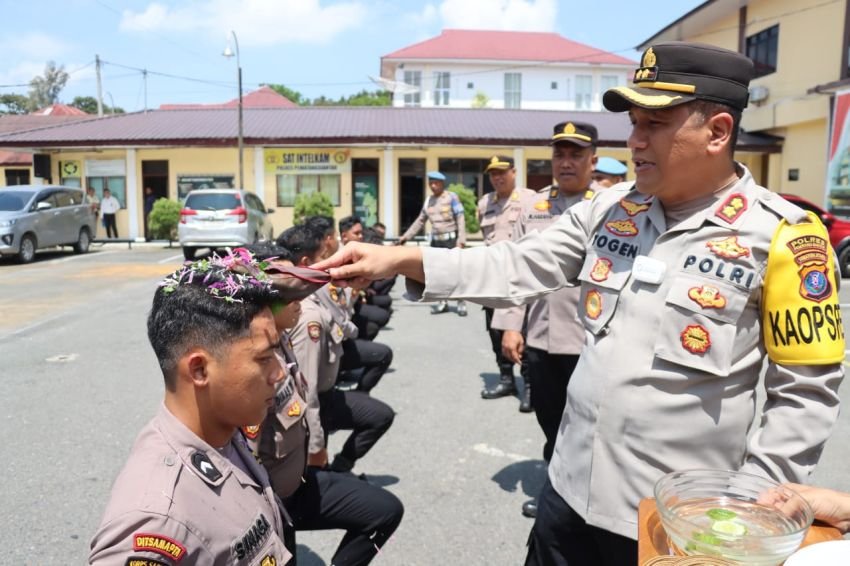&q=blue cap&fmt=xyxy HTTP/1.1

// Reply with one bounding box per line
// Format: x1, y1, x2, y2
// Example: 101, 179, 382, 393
427, 171, 446, 181
594, 157, 628, 176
